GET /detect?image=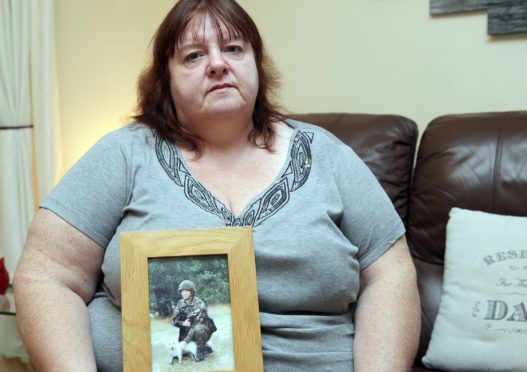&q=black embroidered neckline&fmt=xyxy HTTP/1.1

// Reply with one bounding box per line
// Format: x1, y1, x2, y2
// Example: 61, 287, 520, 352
155, 130, 314, 227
